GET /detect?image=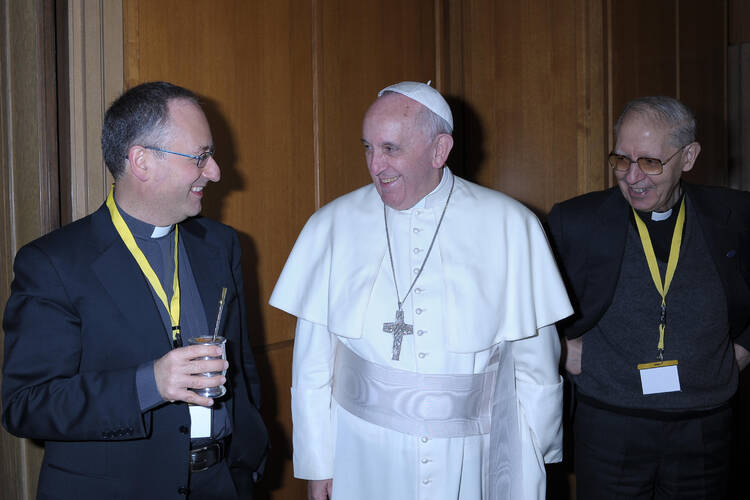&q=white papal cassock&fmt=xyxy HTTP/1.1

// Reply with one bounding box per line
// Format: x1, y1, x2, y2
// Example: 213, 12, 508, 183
270, 168, 573, 500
